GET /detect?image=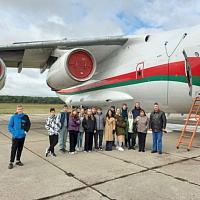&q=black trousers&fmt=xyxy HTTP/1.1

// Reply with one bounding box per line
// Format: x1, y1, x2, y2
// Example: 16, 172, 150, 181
106, 141, 113, 151
138, 132, 147, 151
69, 130, 78, 152
10, 137, 25, 163
94, 130, 103, 149
48, 135, 58, 153
128, 132, 135, 148
85, 131, 94, 151
113, 130, 116, 145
